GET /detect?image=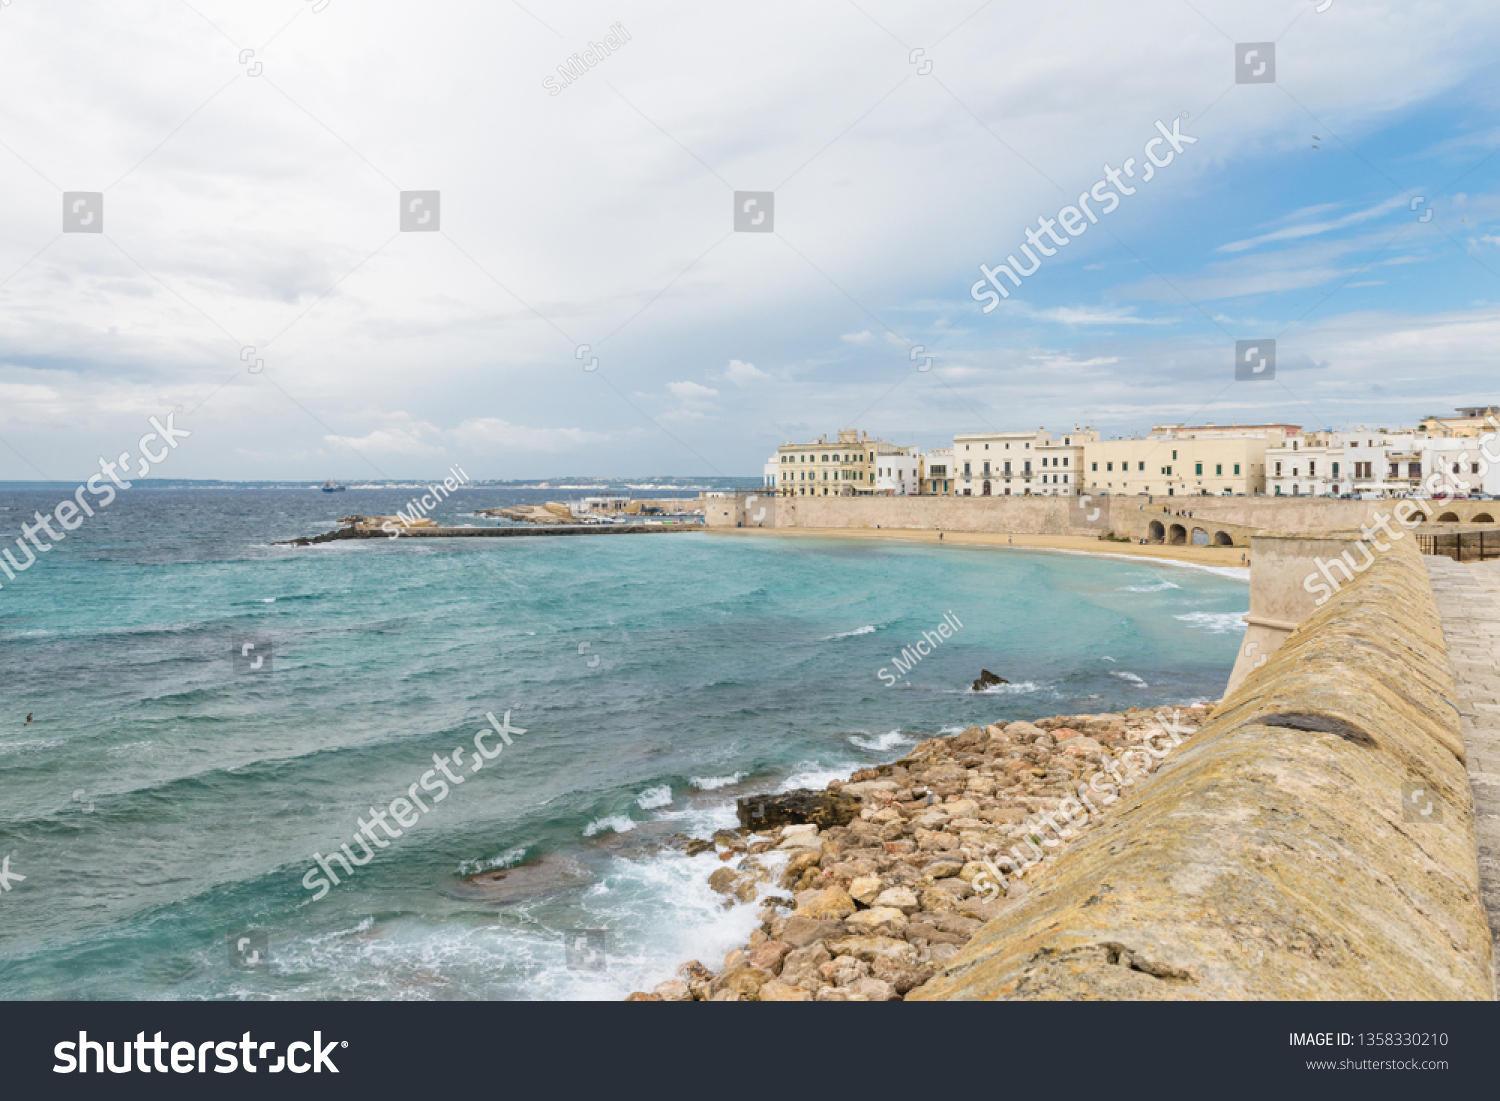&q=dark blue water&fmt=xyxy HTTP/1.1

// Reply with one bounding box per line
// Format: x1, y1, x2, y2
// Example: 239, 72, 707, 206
0, 487, 1246, 999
